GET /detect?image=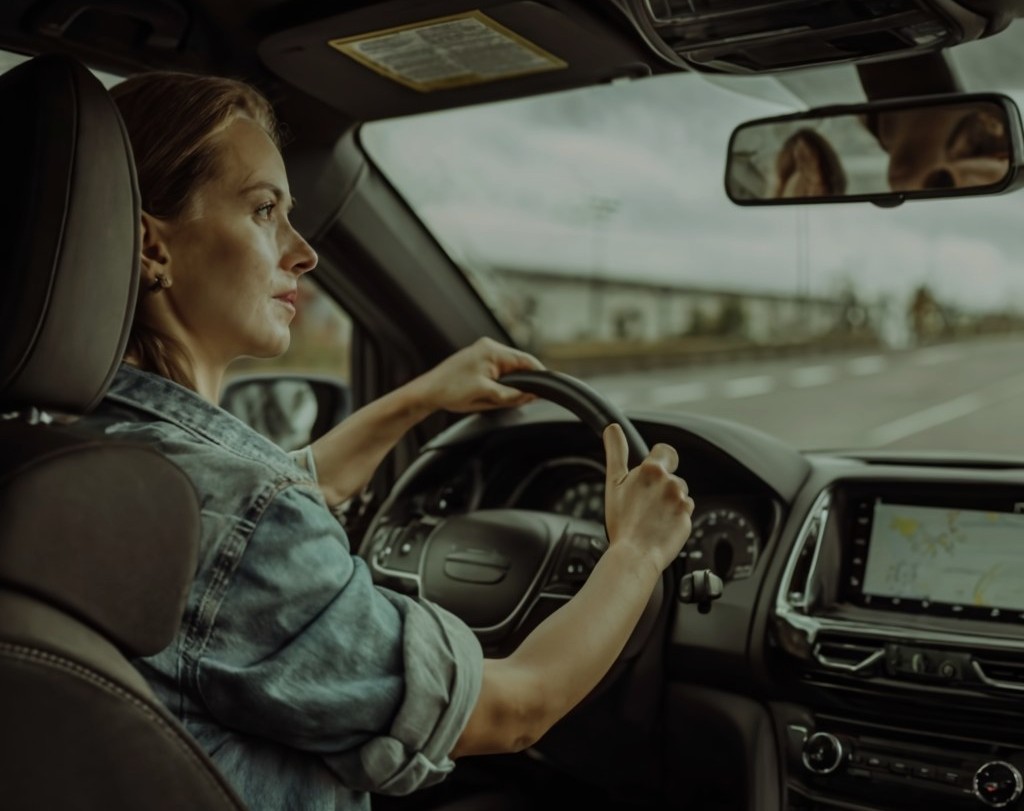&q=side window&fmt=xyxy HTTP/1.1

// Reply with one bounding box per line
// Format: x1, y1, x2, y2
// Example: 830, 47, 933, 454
223, 277, 354, 451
